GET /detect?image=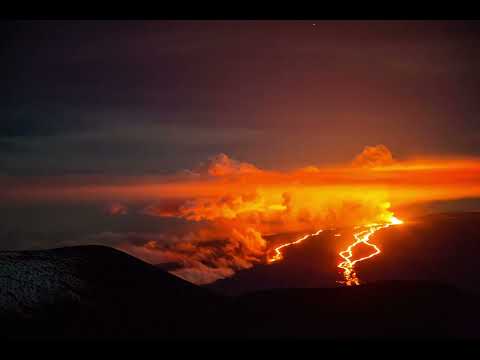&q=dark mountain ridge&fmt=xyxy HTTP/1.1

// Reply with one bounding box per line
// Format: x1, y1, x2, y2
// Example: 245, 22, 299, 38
0, 245, 222, 338
1, 244, 480, 339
